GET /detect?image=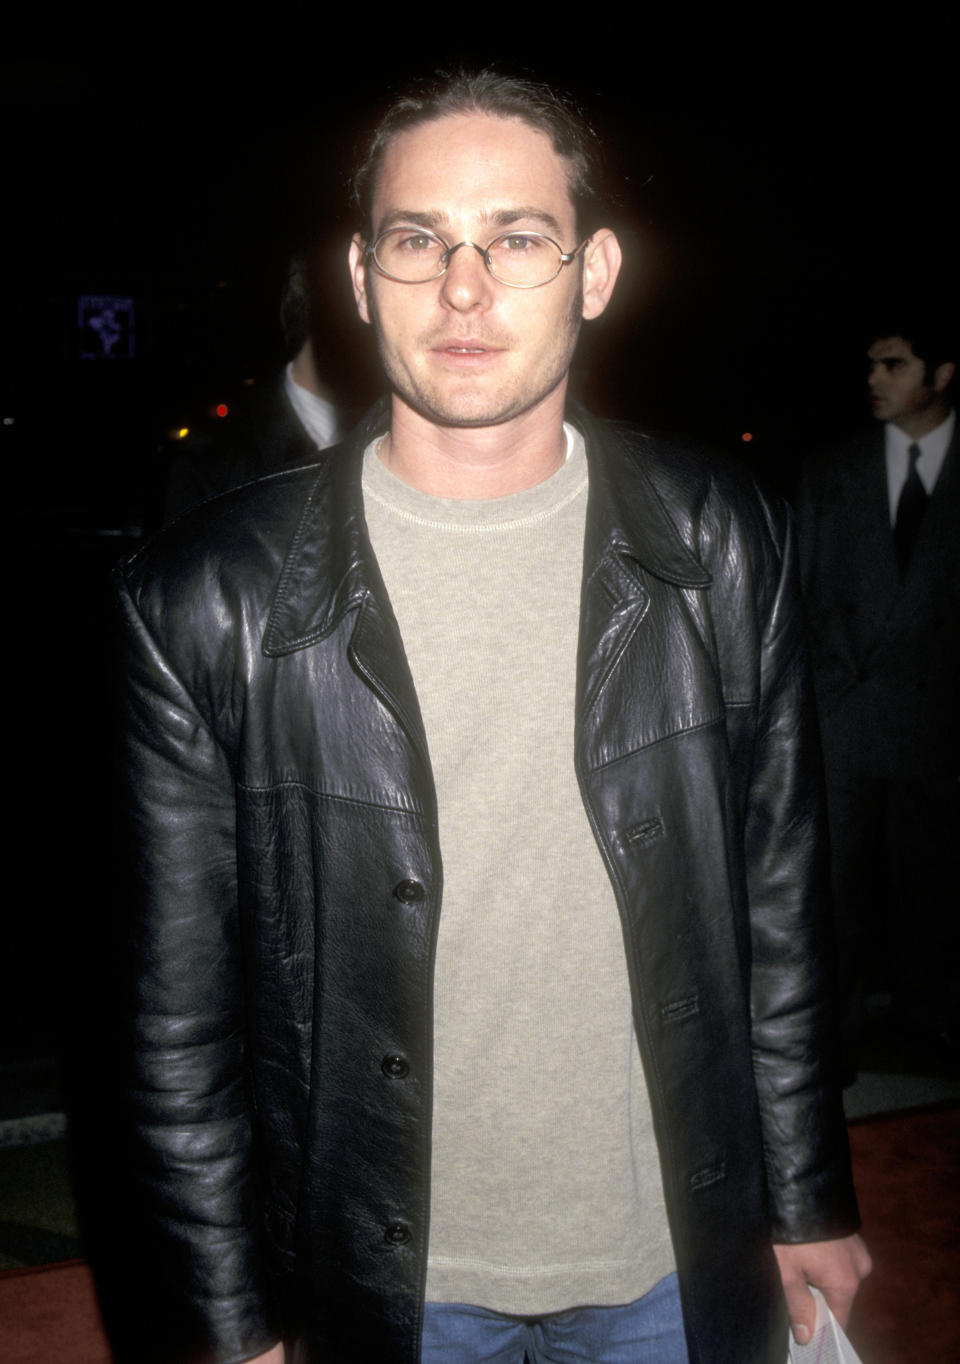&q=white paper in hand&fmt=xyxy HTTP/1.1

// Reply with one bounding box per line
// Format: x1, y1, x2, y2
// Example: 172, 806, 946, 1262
786, 1287, 864, 1363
